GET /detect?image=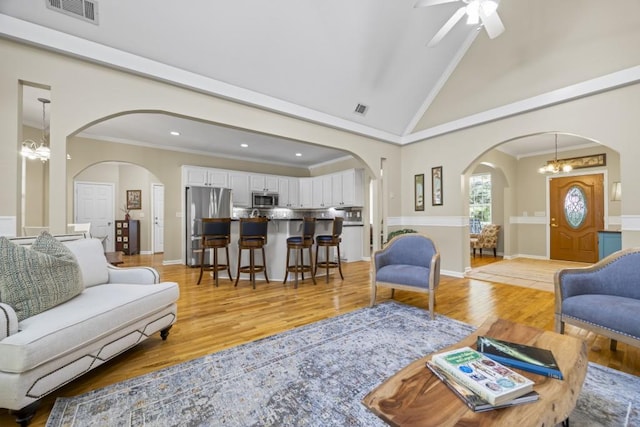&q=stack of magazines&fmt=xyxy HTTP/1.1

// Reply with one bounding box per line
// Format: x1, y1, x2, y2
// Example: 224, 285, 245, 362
427, 346, 539, 412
